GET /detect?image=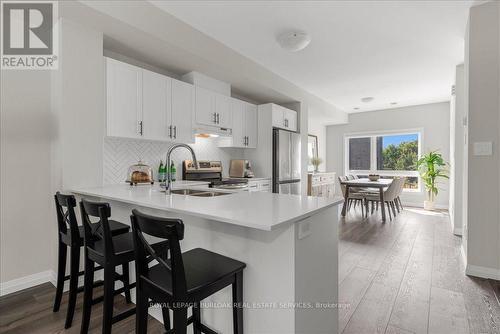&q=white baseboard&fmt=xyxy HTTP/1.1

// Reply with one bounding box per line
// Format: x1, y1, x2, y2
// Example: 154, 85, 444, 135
0, 270, 54, 296
466, 264, 500, 280
402, 201, 449, 210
